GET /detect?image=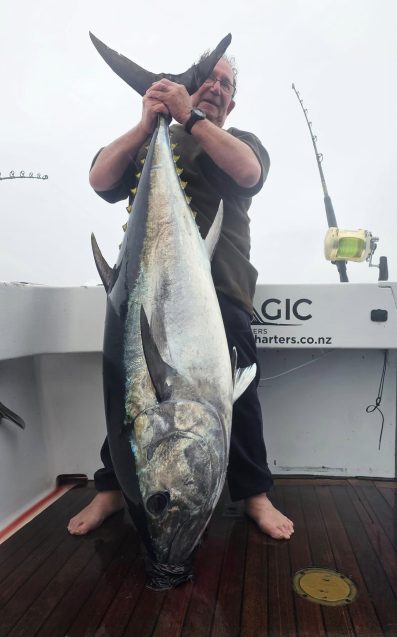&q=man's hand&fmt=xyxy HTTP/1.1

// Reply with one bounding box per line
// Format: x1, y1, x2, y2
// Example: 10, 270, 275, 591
145, 79, 193, 127
140, 92, 170, 136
